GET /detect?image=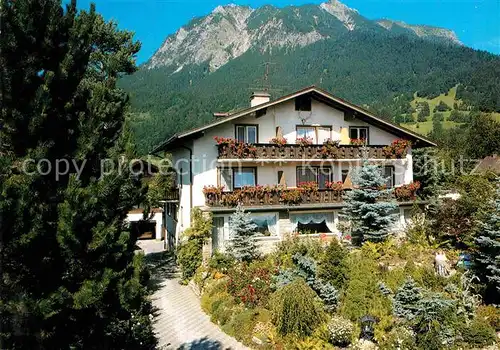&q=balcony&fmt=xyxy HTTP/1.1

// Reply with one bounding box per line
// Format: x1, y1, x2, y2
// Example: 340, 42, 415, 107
203, 182, 420, 209
205, 188, 344, 208
217, 143, 397, 160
